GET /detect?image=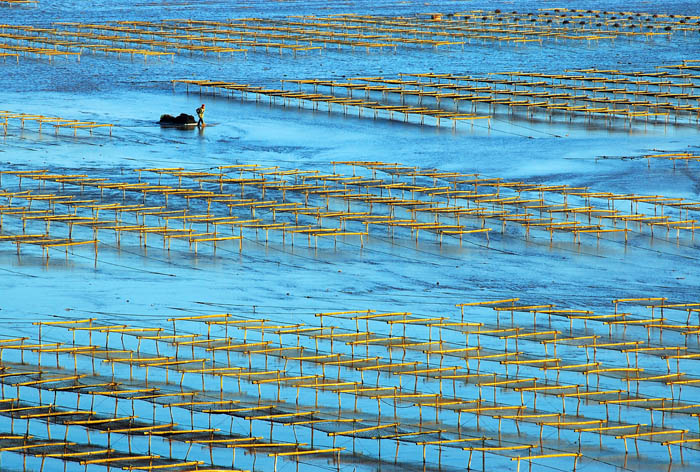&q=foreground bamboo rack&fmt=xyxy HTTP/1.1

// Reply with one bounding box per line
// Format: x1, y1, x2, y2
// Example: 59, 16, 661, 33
0, 295, 699, 471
